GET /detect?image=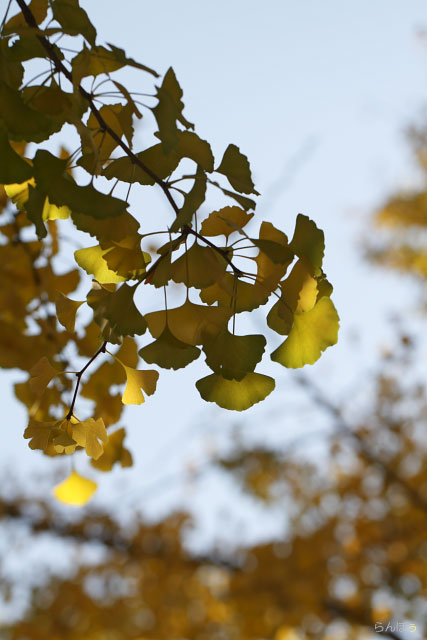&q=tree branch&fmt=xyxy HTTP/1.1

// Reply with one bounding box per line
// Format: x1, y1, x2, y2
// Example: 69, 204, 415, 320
66, 340, 107, 420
